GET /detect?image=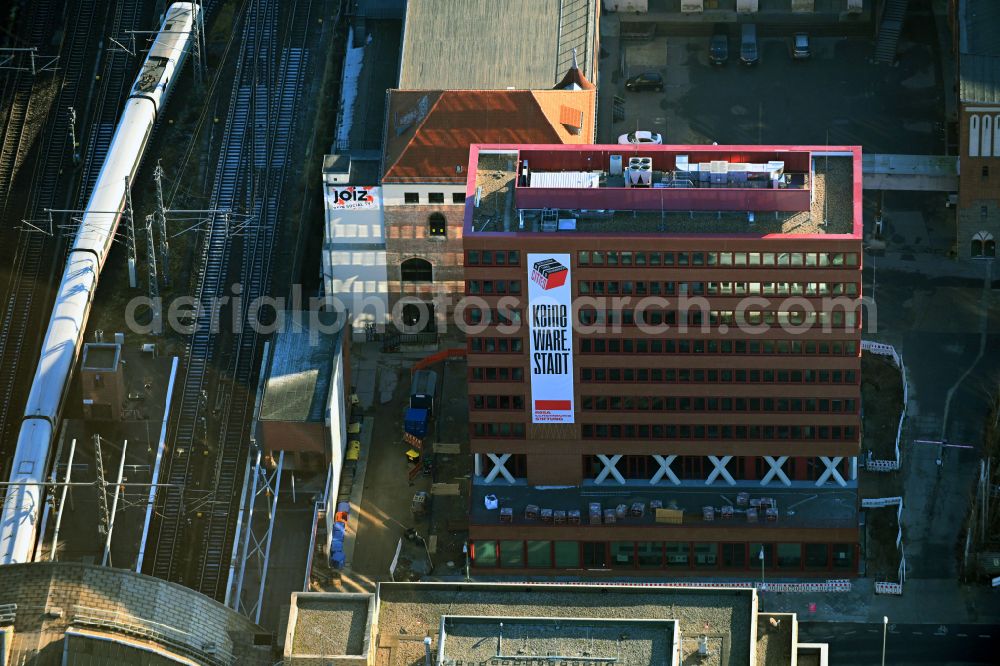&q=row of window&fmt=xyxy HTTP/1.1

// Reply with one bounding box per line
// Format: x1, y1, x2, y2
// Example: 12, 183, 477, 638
467, 308, 522, 326
580, 367, 857, 385
470, 395, 857, 414
471, 540, 856, 572
470, 422, 858, 441
578, 338, 859, 356
468, 338, 860, 356
580, 423, 858, 441
465, 250, 521, 266
577, 308, 857, 328
469, 337, 524, 354
466, 279, 522, 295
579, 396, 857, 414
576, 250, 860, 268
470, 367, 525, 382
471, 395, 525, 411
472, 423, 527, 438
577, 280, 859, 297
403, 192, 466, 204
